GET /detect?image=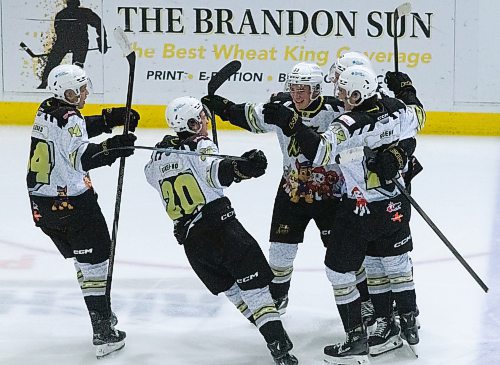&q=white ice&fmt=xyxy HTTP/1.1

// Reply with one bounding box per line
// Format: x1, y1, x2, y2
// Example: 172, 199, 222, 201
0, 126, 499, 365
